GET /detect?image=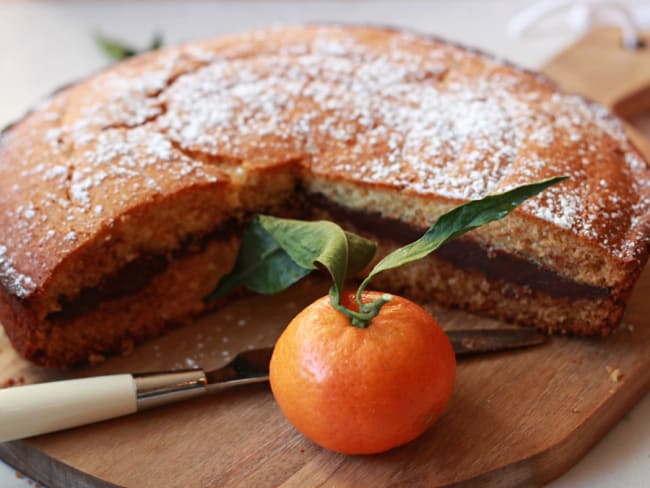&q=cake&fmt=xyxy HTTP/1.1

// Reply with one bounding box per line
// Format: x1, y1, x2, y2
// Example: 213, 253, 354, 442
1, 25, 649, 367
